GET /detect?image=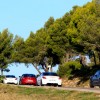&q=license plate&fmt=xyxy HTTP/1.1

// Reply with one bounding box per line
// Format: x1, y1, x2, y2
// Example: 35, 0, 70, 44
49, 80, 55, 81
28, 80, 33, 82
